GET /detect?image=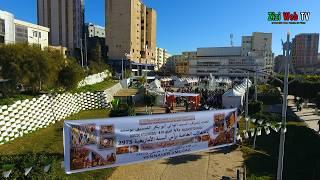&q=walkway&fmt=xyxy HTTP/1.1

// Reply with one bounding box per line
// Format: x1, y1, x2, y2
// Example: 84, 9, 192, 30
288, 96, 320, 133
107, 148, 244, 180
